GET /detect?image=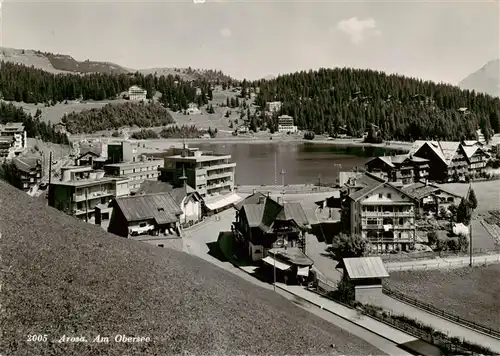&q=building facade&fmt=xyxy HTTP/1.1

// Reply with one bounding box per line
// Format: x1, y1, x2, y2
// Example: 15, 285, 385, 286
401, 181, 462, 218
48, 168, 130, 221
11, 157, 42, 192
103, 158, 162, 192
159, 144, 236, 198
345, 174, 416, 252
365, 154, 429, 184
409, 140, 487, 182
277, 115, 298, 133
462, 146, 489, 175
233, 193, 310, 261
128, 85, 147, 101
0, 122, 27, 155
108, 193, 182, 238
265, 101, 282, 113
